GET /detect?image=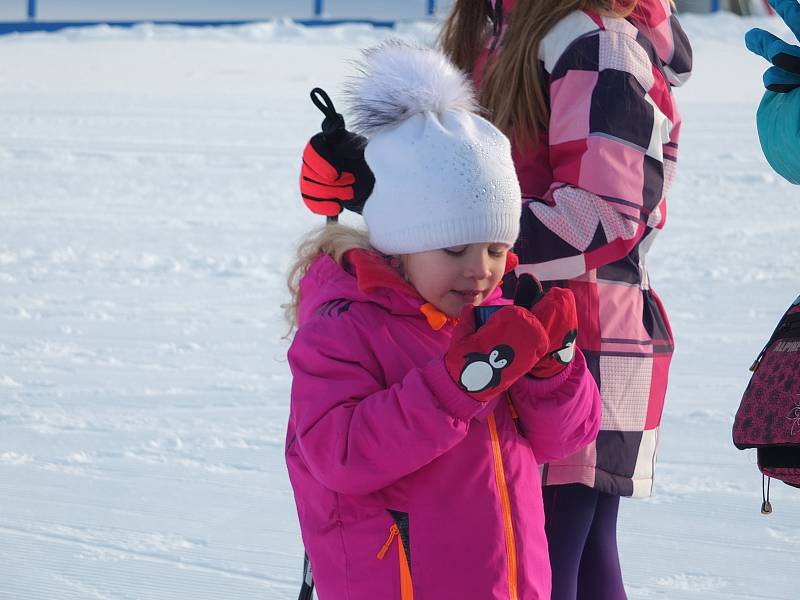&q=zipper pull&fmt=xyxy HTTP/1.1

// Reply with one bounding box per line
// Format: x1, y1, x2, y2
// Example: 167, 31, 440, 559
505, 394, 526, 437
761, 475, 773, 515
506, 395, 519, 420
376, 524, 399, 559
